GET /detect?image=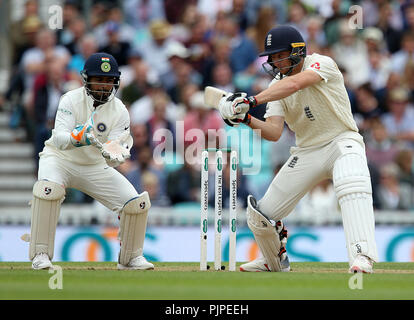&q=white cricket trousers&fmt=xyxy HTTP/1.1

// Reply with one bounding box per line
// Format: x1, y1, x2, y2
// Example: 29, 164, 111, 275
258, 131, 379, 263
38, 155, 138, 214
